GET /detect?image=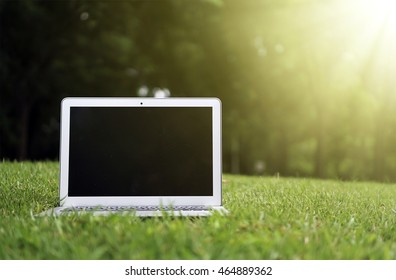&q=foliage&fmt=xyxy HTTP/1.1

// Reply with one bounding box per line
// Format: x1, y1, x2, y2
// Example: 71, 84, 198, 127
1, 162, 396, 259
1, 0, 396, 181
